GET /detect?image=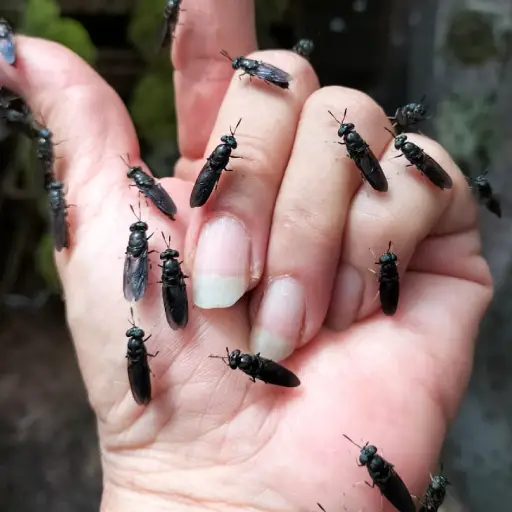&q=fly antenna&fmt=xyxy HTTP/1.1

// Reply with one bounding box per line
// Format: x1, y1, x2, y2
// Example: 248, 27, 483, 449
231, 118, 242, 136
342, 434, 362, 449
220, 49, 233, 61
327, 110, 340, 124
